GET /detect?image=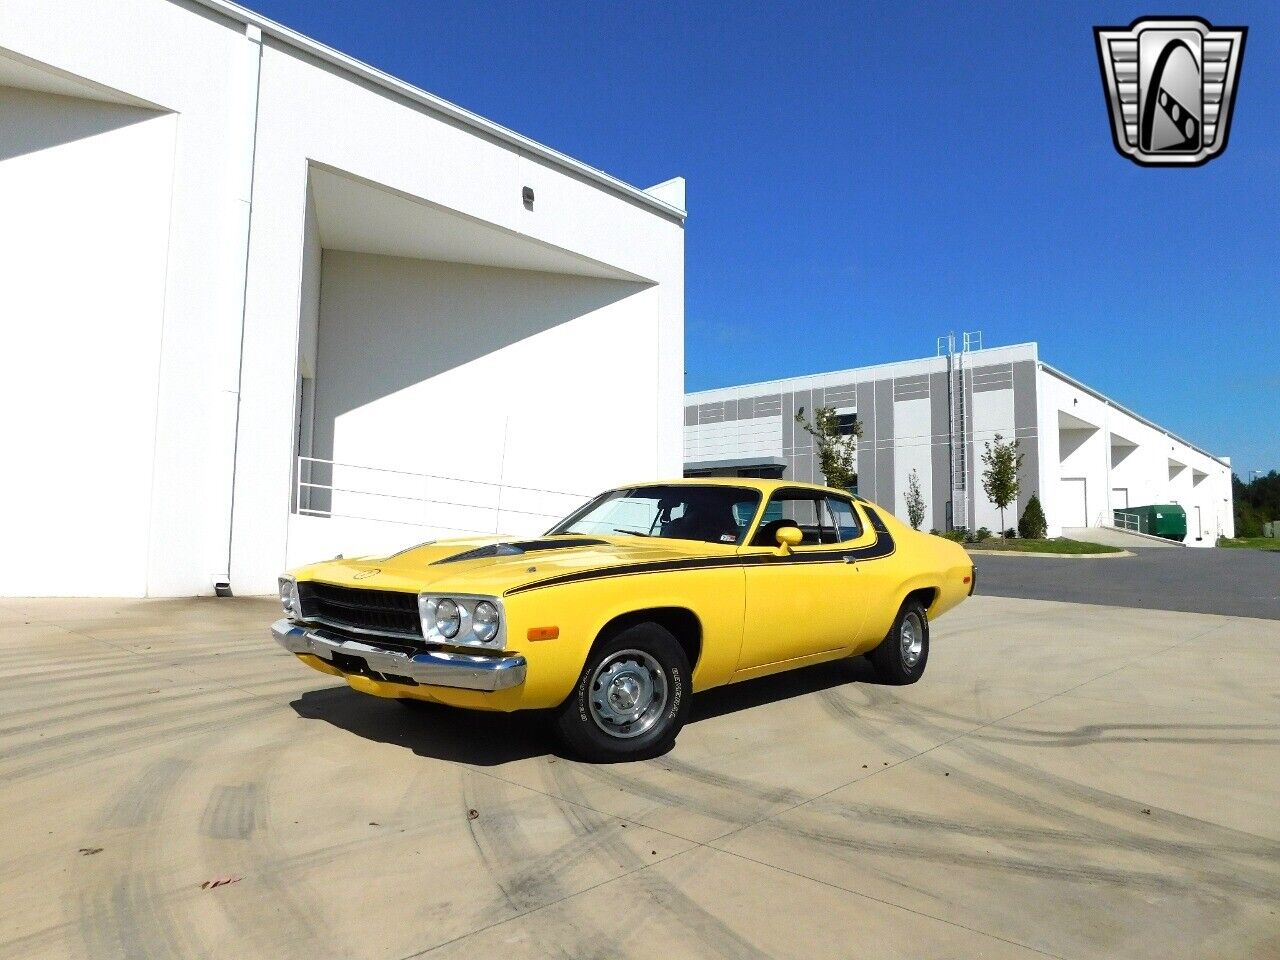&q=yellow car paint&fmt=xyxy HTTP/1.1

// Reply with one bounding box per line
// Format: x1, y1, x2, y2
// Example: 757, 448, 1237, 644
284, 478, 972, 712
